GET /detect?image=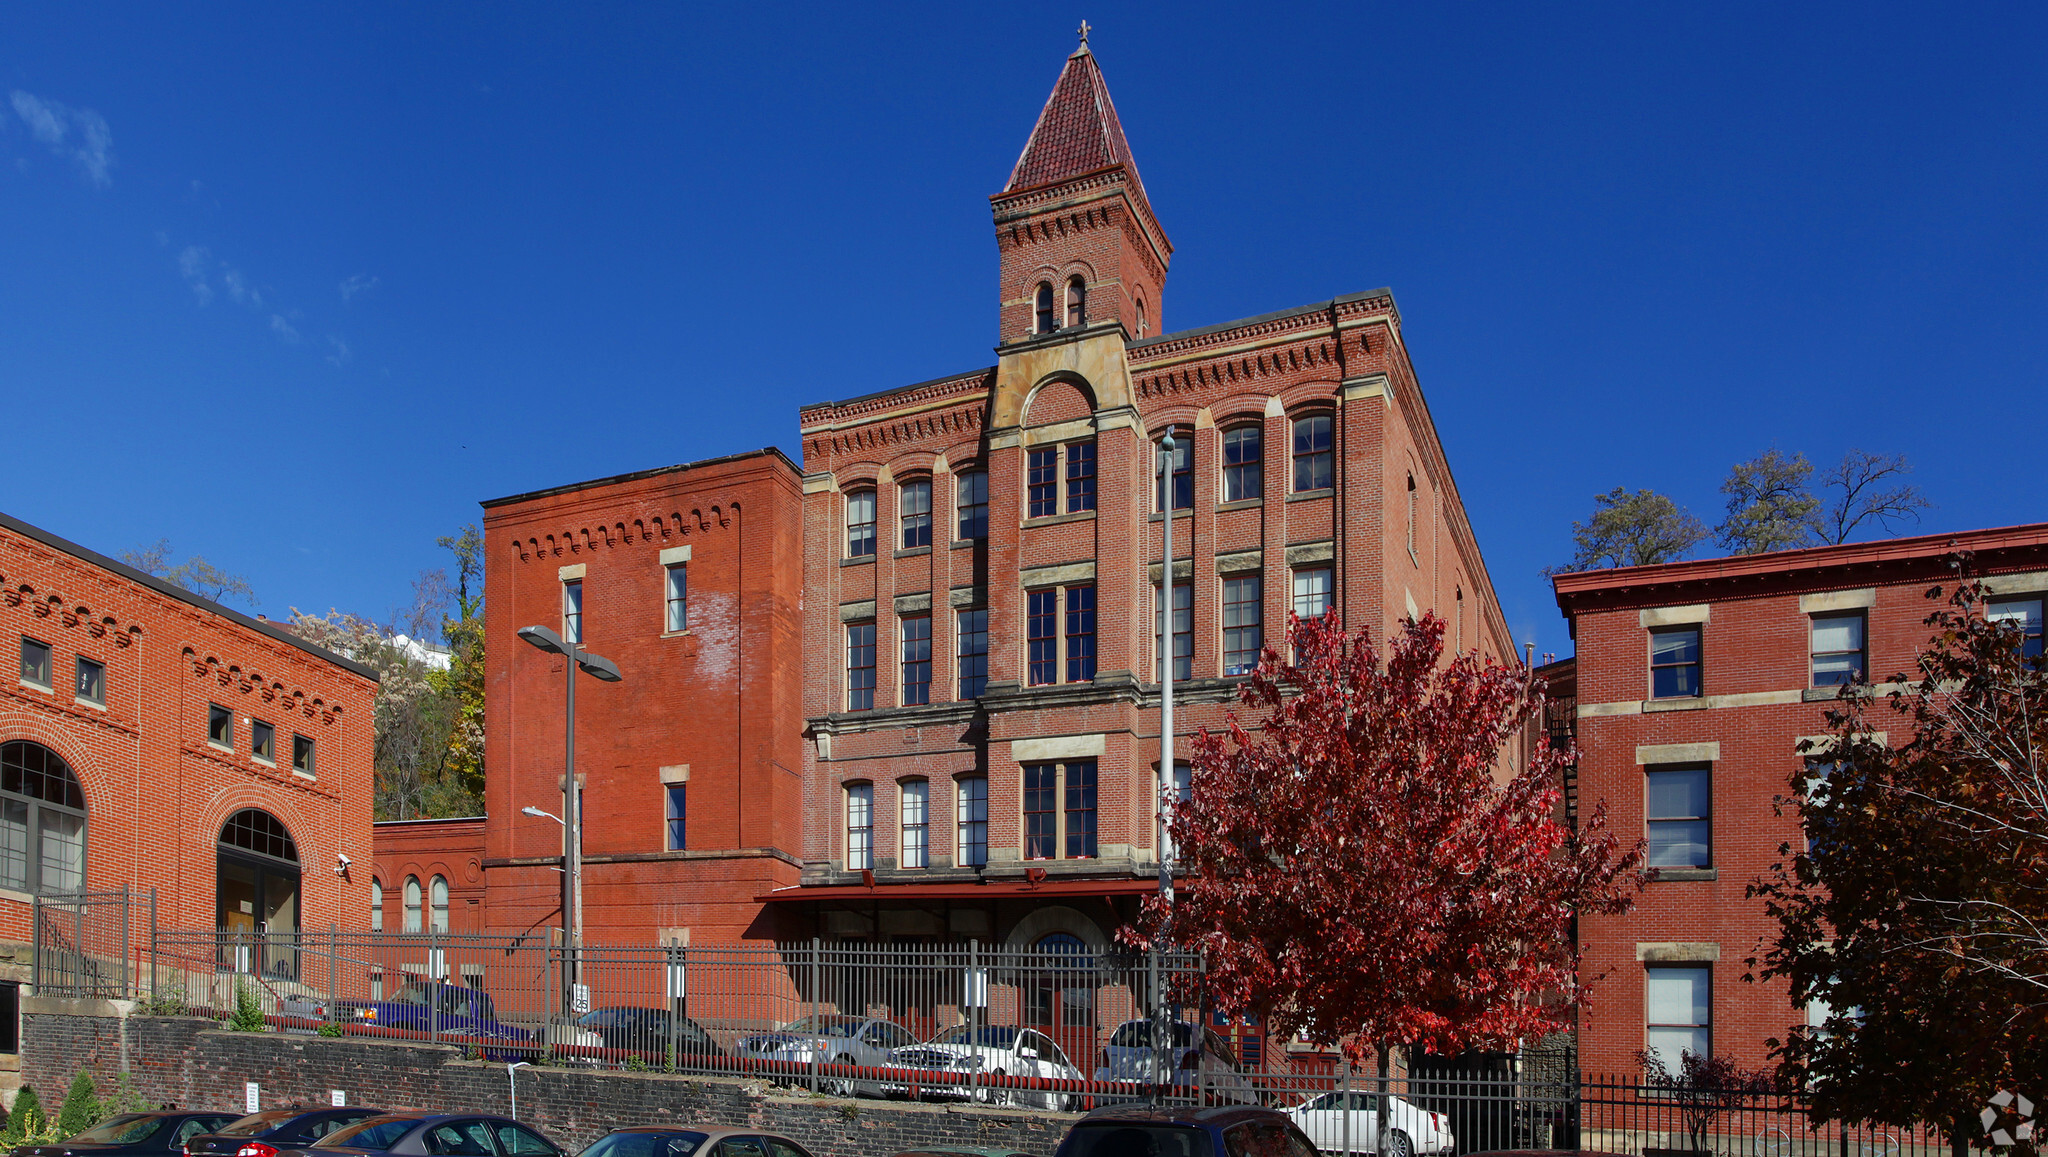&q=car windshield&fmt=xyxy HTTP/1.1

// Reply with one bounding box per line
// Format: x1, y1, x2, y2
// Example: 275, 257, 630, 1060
68, 1117, 168, 1145
1062, 1125, 1213, 1157
578, 1132, 707, 1157
219, 1113, 301, 1137
780, 1015, 864, 1037
578, 1009, 630, 1027
318, 1118, 421, 1150
385, 984, 434, 1008
931, 1025, 1019, 1048
1107, 1022, 1195, 1049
